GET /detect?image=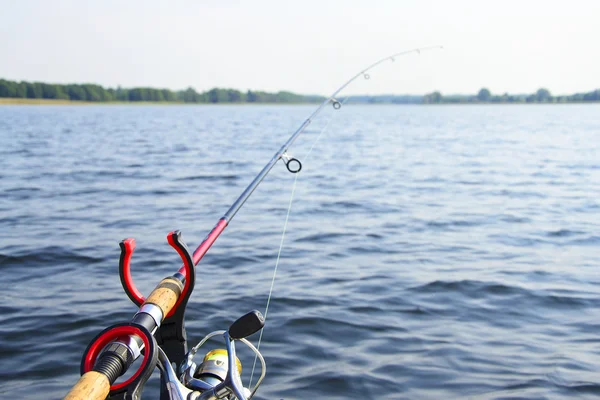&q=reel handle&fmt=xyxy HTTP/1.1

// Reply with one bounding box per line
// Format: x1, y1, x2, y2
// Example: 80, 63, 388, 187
229, 310, 265, 339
